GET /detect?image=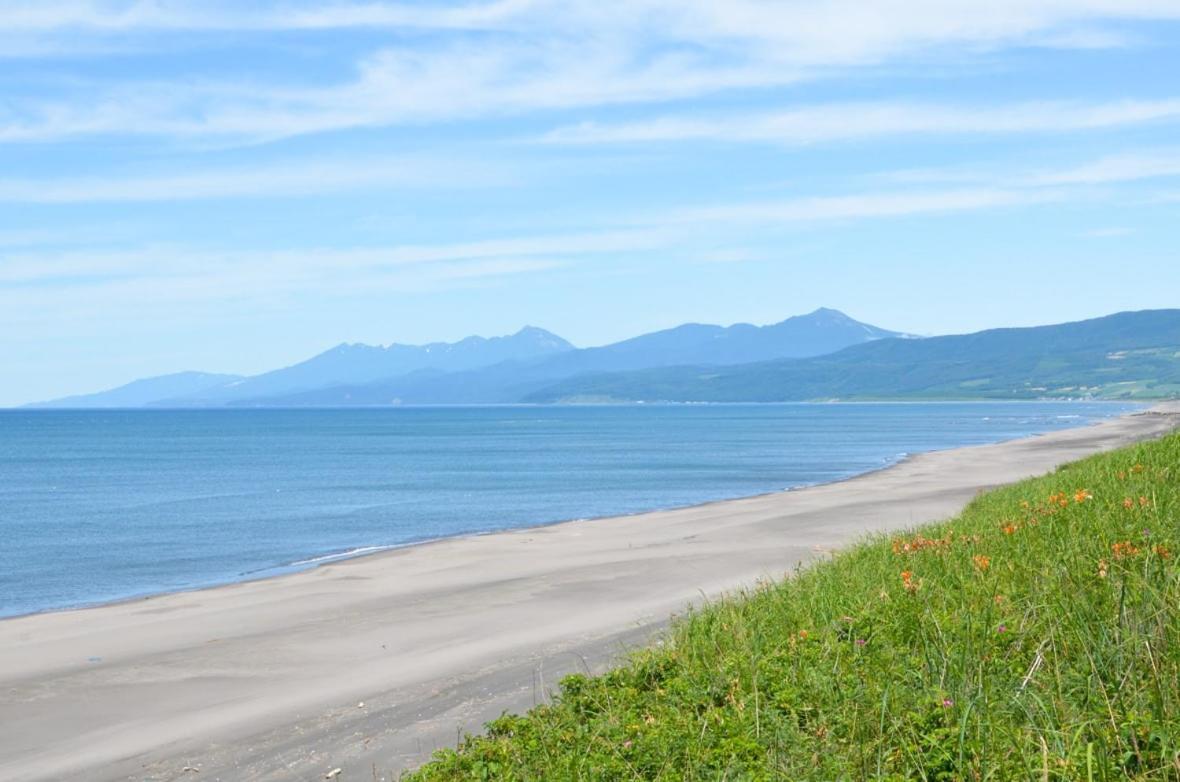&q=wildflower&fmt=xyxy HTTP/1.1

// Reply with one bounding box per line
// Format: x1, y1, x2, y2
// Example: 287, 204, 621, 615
1002, 523, 1018, 535
997, 624, 1007, 633
1097, 559, 1108, 578
1140, 496, 1151, 508
1111, 541, 1140, 560
1132, 464, 1145, 473
972, 554, 991, 572
994, 594, 1006, 605
900, 570, 920, 593
941, 698, 954, 708
1154, 545, 1171, 560
855, 638, 867, 647
1124, 498, 1135, 509
798, 629, 809, 640
1074, 489, 1092, 503
622, 740, 633, 750
892, 534, 952, 555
